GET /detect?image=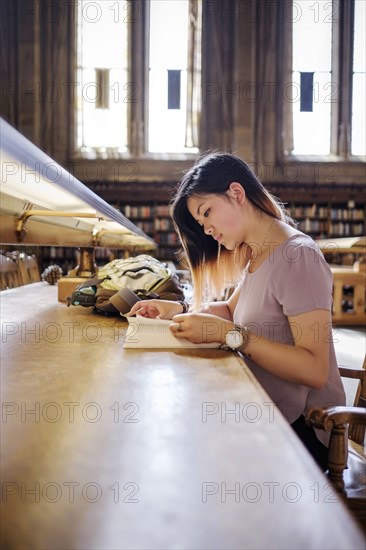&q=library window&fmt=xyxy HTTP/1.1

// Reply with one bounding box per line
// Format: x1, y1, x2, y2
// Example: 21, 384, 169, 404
76, 0, 201, 157
289, 0, 365, 158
